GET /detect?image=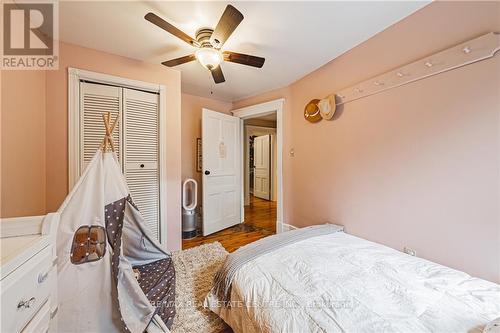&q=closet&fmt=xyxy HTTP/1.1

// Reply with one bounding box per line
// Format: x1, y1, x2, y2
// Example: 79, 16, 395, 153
79, 81, 161, 240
